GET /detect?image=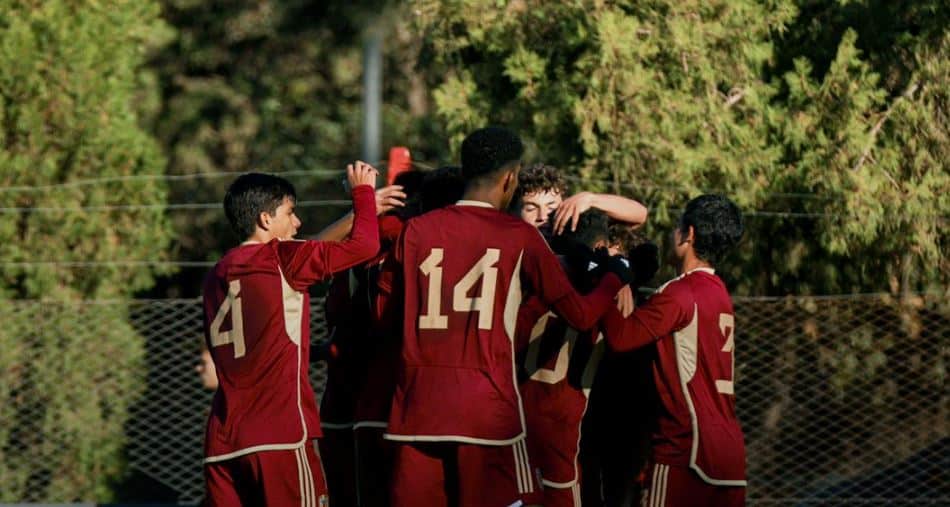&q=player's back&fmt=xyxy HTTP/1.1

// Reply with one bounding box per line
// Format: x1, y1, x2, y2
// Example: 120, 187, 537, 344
387, 201, 557, 444
519, 294, 604, 487
651, 268, 745, 485
202, 241, 320, 461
